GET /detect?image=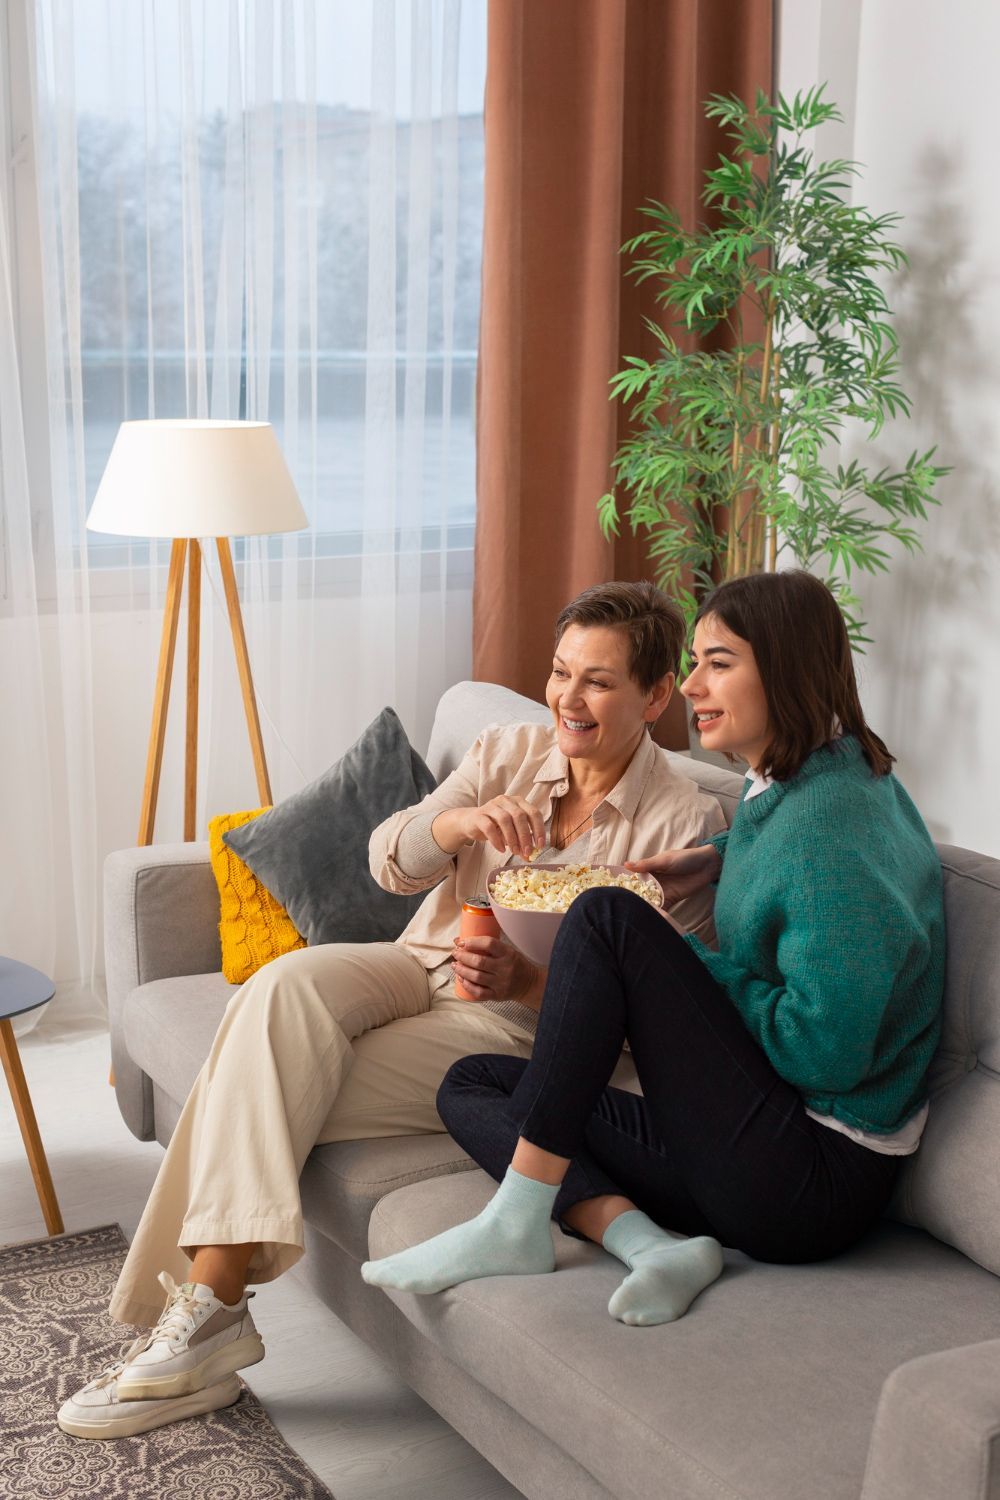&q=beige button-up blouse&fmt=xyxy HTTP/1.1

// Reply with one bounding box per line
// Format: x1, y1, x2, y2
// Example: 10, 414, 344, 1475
369, 721, 726, 971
